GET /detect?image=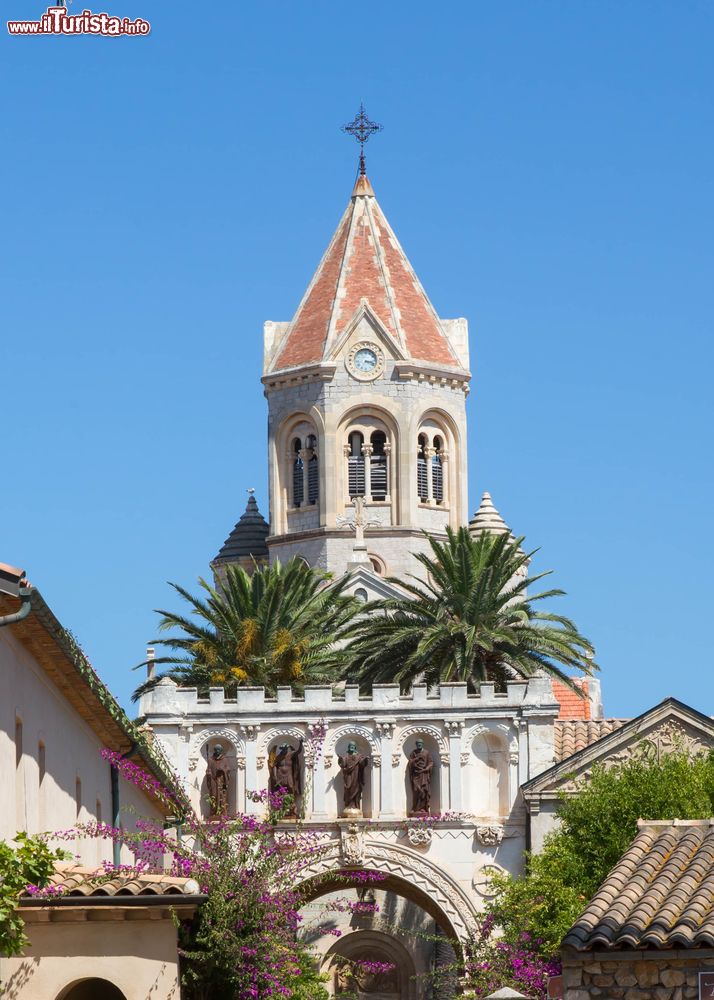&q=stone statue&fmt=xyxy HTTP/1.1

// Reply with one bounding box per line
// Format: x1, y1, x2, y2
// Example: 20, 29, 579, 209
407, 738, 434, 816
269, 739, 304, 817
337, 741, 370, 816
206, 743, 231, 816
